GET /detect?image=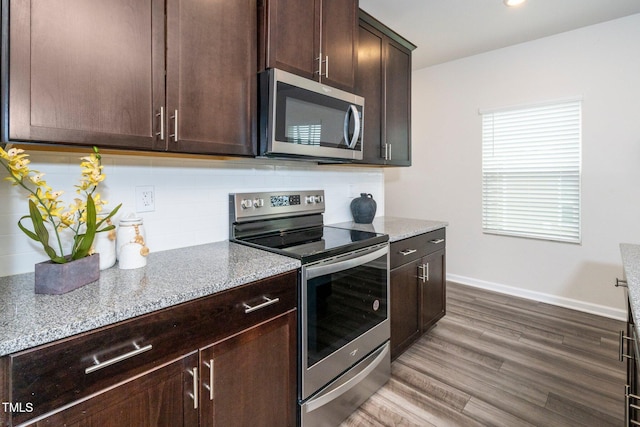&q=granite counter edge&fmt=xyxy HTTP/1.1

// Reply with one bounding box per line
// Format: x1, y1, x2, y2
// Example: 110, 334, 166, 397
0, 261, 299, 357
